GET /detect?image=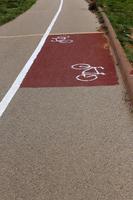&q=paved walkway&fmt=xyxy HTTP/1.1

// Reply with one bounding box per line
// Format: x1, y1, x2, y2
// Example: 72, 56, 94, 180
0, 0, 133, 199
